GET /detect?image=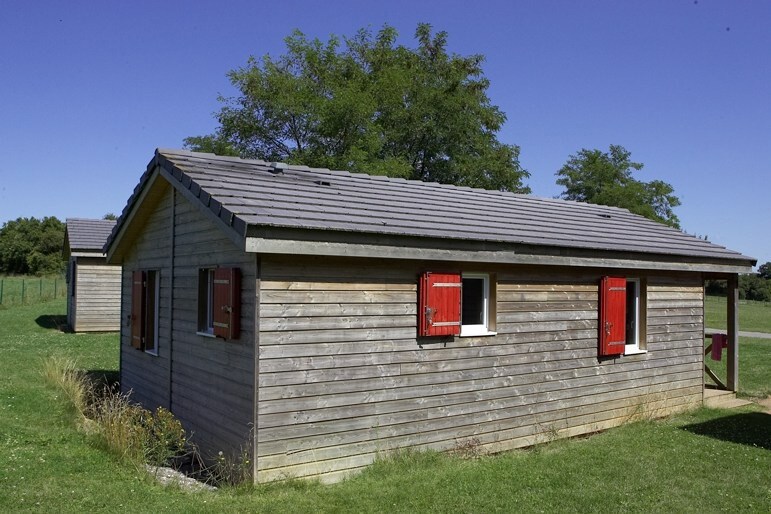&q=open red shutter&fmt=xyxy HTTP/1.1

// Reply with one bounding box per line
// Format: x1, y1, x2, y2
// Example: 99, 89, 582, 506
599, 276, 626, 356
213, 267, 241, 340
418, 272, 462, 336
131, 270, 146, 349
